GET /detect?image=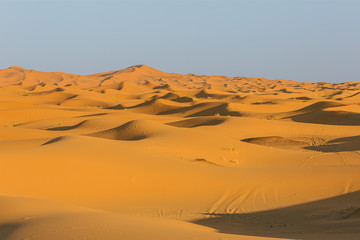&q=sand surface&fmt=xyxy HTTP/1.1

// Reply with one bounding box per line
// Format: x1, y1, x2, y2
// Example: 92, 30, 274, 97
1, 65, 360, 239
